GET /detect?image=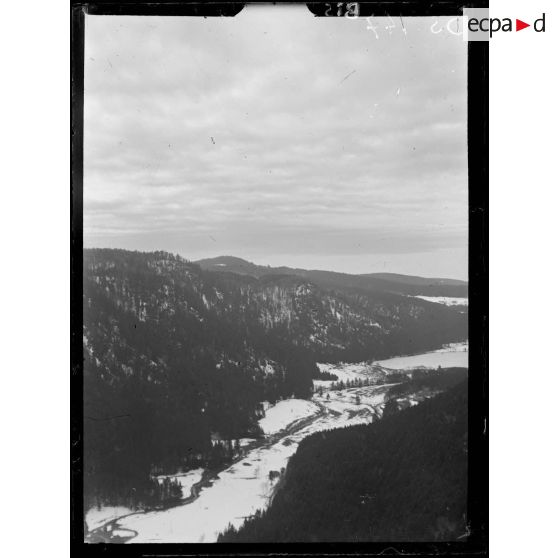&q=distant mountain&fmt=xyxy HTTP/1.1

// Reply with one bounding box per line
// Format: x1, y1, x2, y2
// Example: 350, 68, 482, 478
219, 380, 468, 542
360, 272, 467, 294
83, 249, 467, 508
364, 272, 466, 286
196, 256, 468, 297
